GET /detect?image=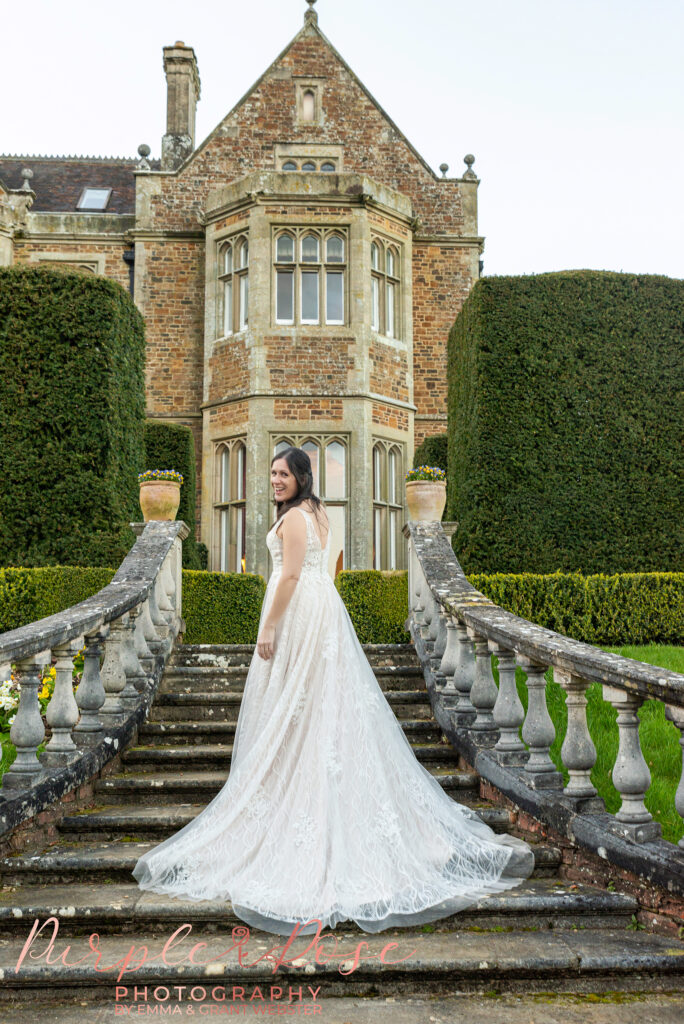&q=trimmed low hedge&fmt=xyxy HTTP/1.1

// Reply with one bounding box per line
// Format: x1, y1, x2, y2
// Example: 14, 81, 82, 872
182, 571, 265, 644
0, 265, 146, 568
334, 570, 410, 643
472, 571, 684, 646
447, 270, 684, 574
0, 567, 681, 648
